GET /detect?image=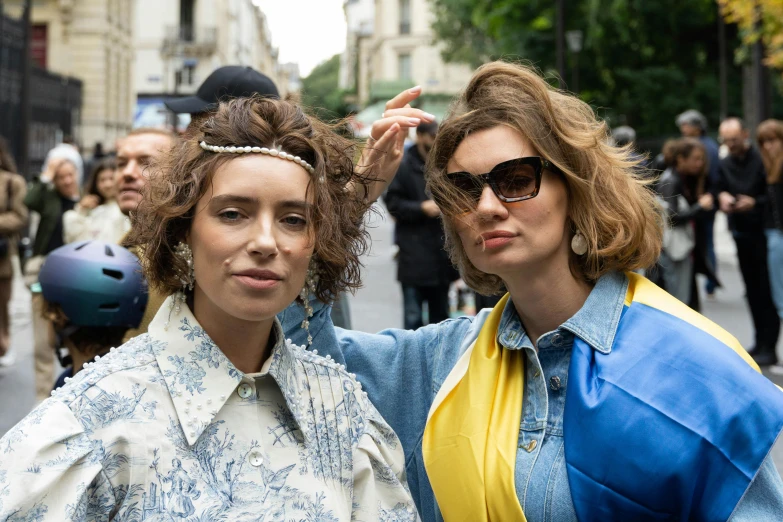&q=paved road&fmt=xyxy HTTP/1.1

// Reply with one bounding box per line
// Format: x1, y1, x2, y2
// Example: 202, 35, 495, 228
1, 206, 781, 470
